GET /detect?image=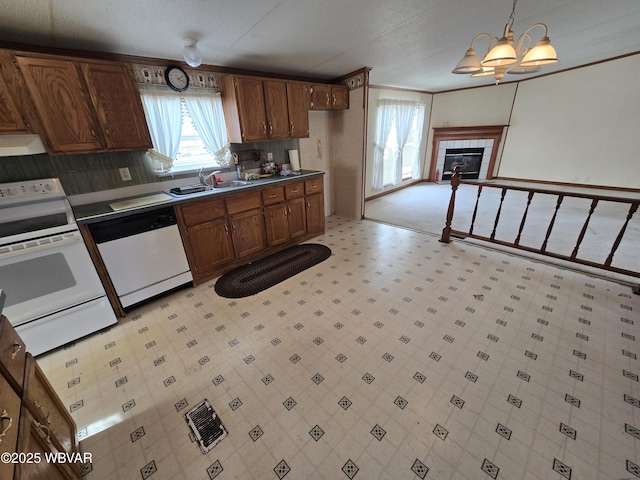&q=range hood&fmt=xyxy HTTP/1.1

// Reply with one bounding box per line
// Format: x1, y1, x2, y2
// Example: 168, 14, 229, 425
0, 134, 46, 156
